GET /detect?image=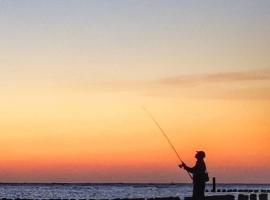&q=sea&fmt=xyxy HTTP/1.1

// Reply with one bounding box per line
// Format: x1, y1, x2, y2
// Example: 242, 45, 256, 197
0, 183, 269, 199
